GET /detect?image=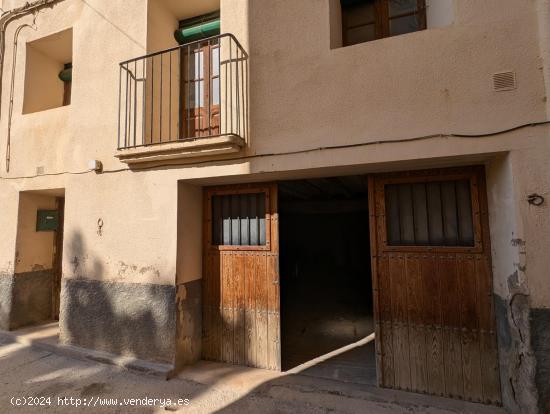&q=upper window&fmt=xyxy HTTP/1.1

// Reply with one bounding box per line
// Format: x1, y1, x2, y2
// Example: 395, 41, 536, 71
341, 0, 426, 46
23, 28, 73, 114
